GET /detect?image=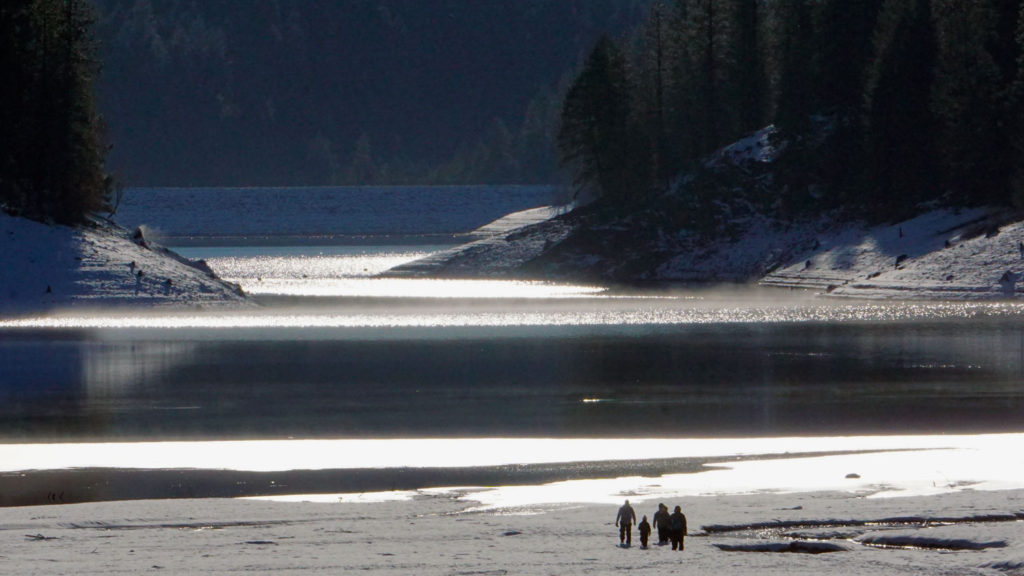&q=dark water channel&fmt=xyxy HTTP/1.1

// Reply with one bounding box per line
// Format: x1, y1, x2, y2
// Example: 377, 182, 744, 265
3, 317, 1024, 442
